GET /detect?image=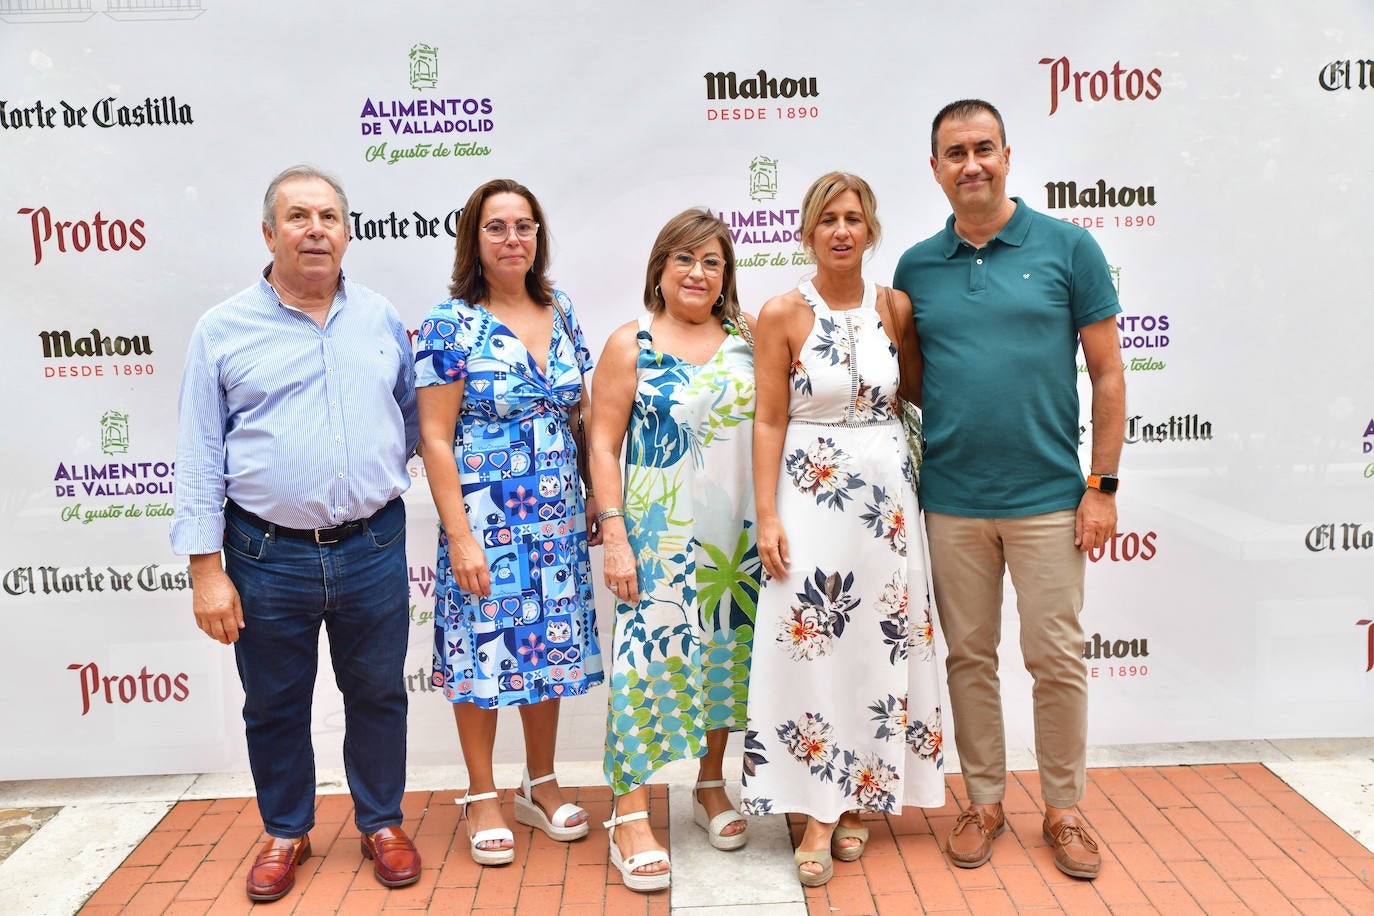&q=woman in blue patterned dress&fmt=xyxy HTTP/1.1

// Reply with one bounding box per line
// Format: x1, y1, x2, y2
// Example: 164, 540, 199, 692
415, 179, 603, 866
588, 209, 761, 892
